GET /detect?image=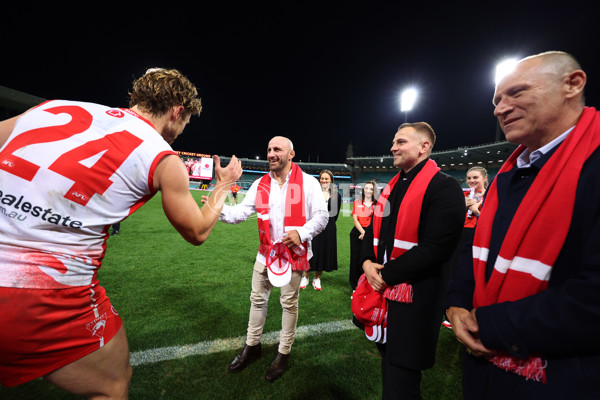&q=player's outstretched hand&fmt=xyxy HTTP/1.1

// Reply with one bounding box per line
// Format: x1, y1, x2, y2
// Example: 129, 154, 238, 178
214, 155, 242, 185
